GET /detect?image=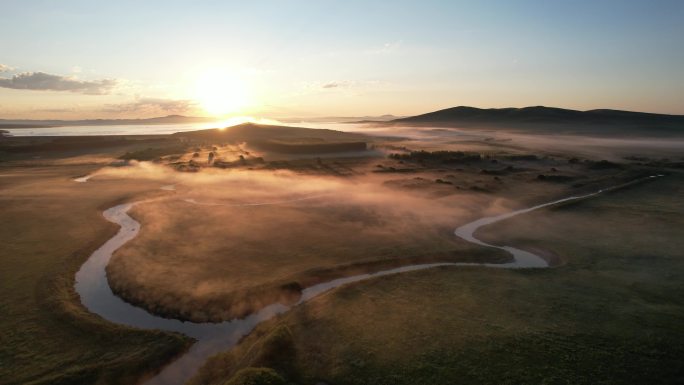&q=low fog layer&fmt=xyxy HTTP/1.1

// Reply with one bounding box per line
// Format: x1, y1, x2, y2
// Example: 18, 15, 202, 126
99, 162, 517, 321
92, 161, 518, 218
